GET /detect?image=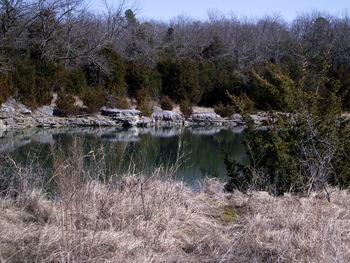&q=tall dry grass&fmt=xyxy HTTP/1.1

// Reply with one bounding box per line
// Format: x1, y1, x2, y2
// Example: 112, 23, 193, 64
226, 190, 350, 263
0, 141, 349, 263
